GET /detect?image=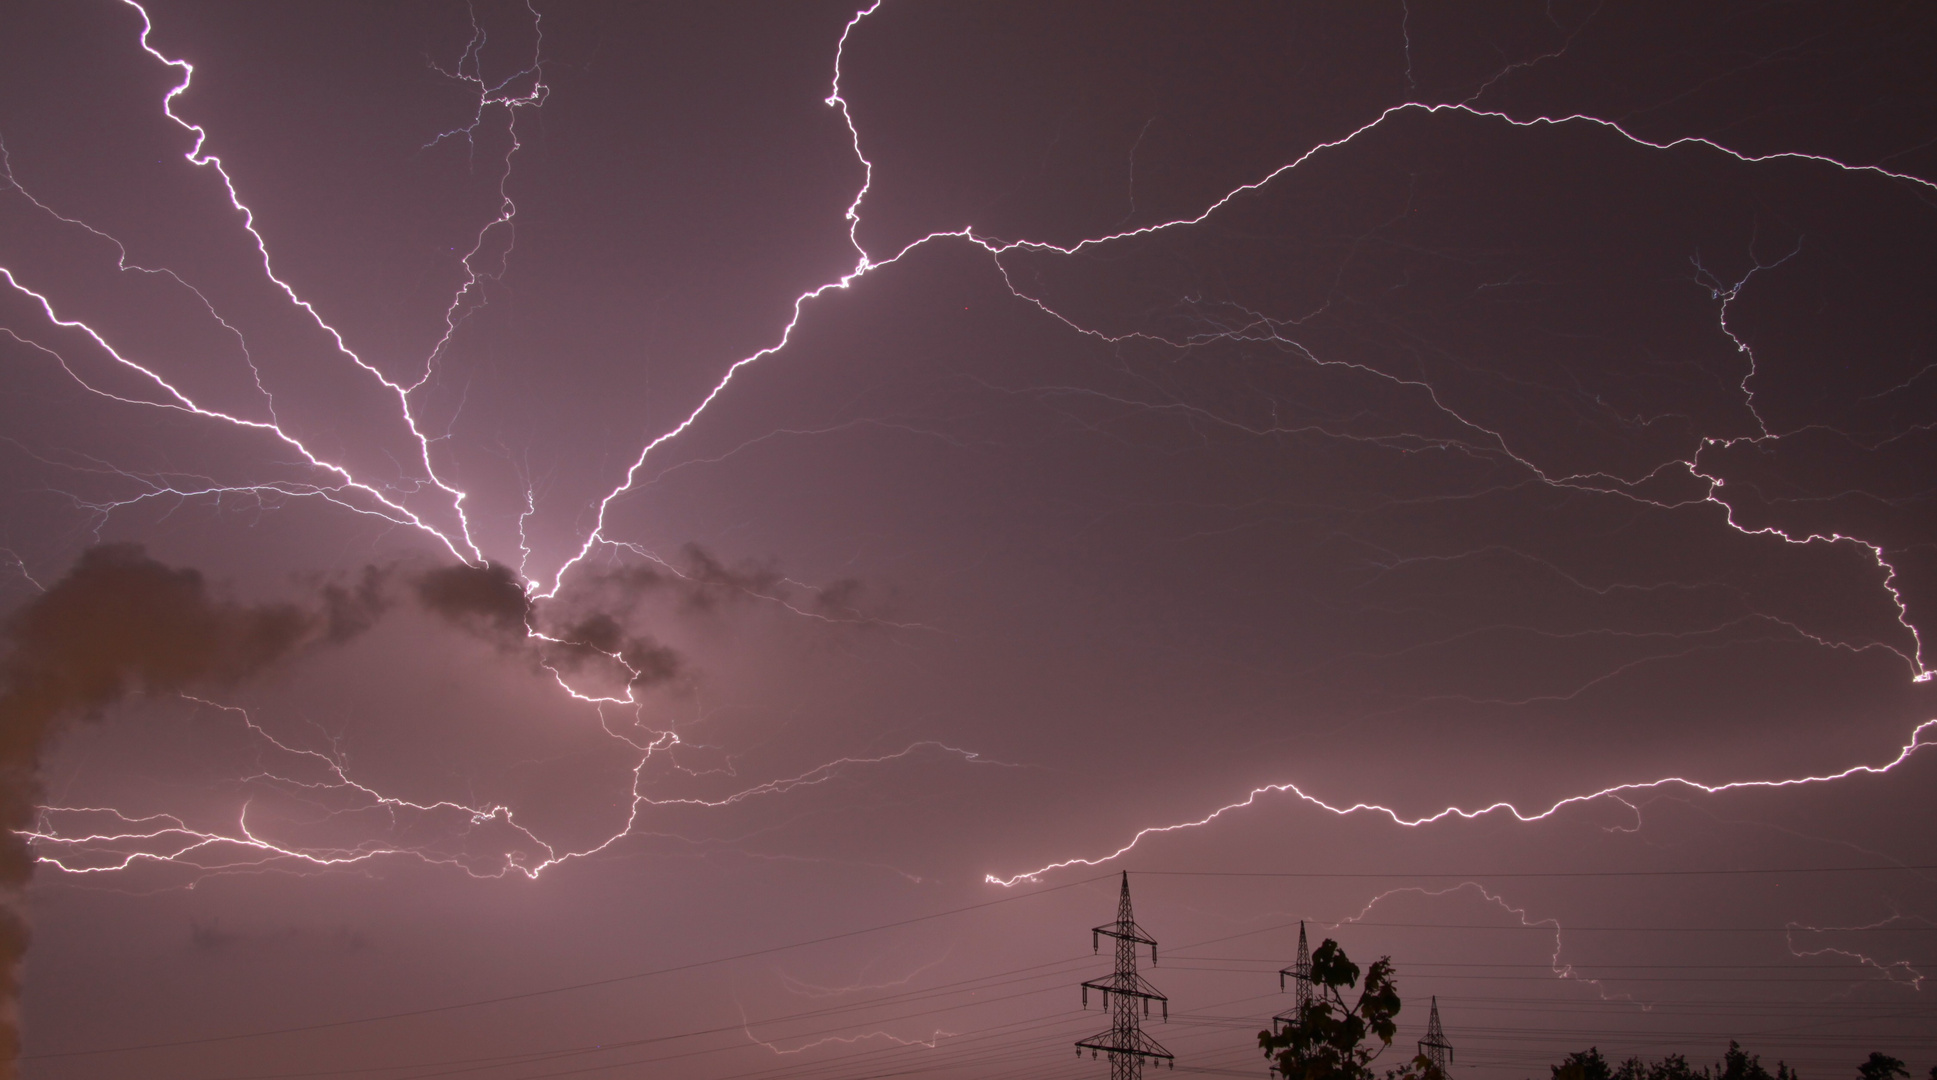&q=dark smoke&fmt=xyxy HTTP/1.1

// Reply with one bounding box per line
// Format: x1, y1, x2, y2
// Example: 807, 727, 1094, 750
0, 544, 384, 1067
0, 547, 844, 1064
319, 565, 393, 643
676, 543, 785, 611
410, 544, 870, 689
412, 562, 682, 690
414, 561, 532, 639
